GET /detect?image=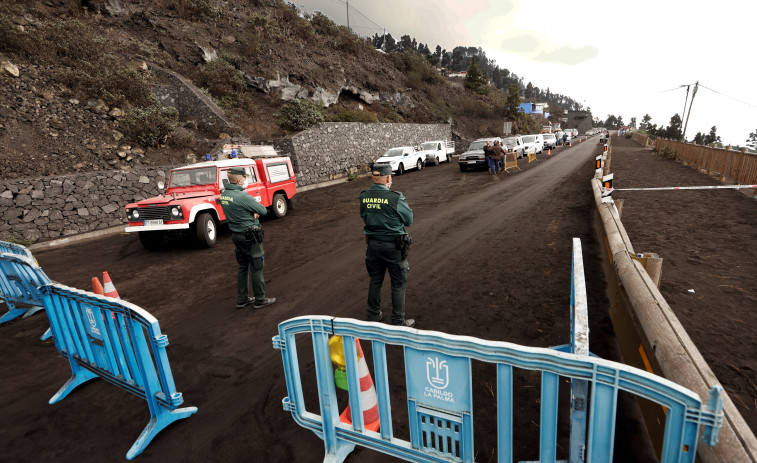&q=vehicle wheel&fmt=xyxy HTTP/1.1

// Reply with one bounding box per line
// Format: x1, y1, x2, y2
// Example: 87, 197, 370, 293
138, 231, 163, 251
433, 156, 440, 166
446, 153, 452, 163
272, 193, 288, 218
196, 212, 217, 248
459, 165, 468, 172
397, 164, 404, 175
416, 159, 423, 171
